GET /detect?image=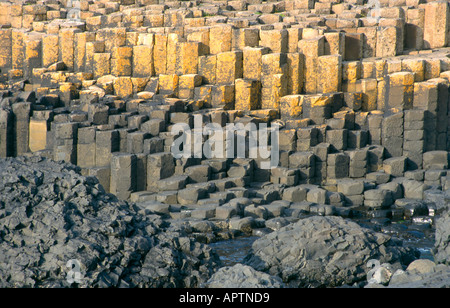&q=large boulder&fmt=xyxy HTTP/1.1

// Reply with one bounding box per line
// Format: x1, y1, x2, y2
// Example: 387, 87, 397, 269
0, 156, 221, 288
244, 216, 418, 287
